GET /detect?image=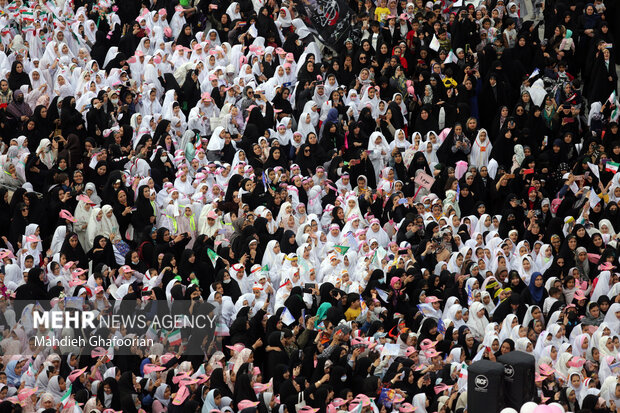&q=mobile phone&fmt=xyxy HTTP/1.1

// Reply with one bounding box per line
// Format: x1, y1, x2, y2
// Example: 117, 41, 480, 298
304, 283, 316, 293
